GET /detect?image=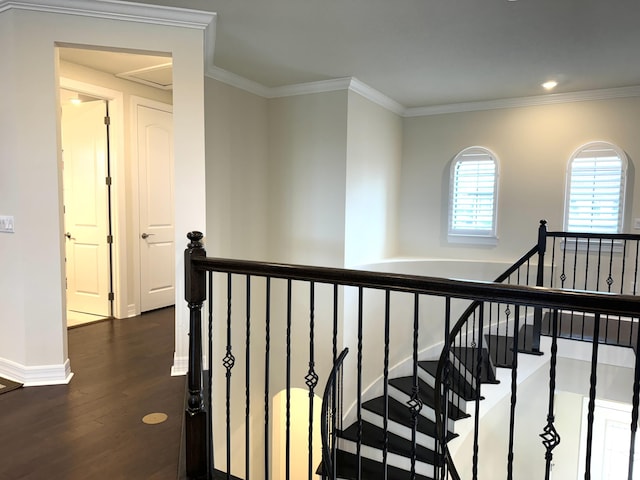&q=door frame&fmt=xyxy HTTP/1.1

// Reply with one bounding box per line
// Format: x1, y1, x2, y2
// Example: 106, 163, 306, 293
130, 96, 174, 316
59, 76, 127, 320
